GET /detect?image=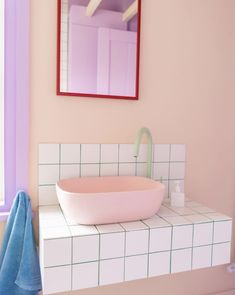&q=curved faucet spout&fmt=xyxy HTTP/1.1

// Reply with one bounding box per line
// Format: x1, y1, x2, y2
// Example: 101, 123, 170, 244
133, 127, 153, 178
